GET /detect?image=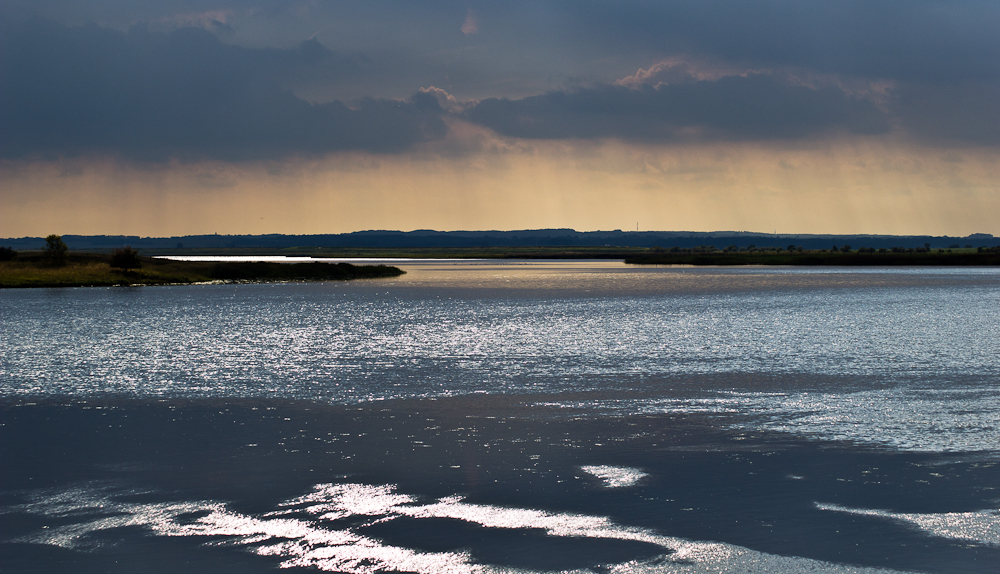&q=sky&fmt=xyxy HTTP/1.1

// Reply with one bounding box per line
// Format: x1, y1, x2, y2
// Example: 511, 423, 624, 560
2, 0, 999, 237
